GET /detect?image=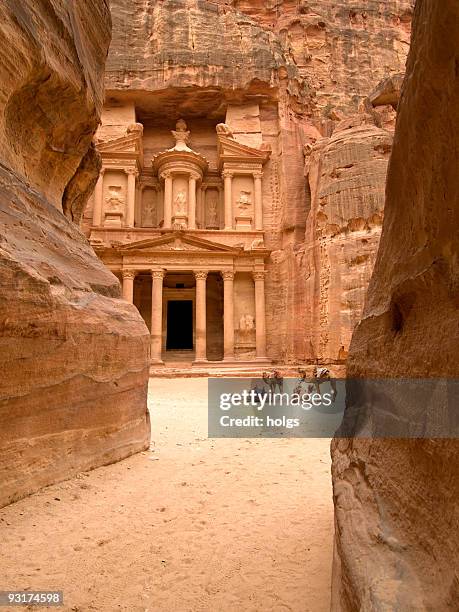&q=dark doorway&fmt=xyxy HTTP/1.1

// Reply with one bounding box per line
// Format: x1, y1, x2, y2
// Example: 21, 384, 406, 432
166, 300, 193, 350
